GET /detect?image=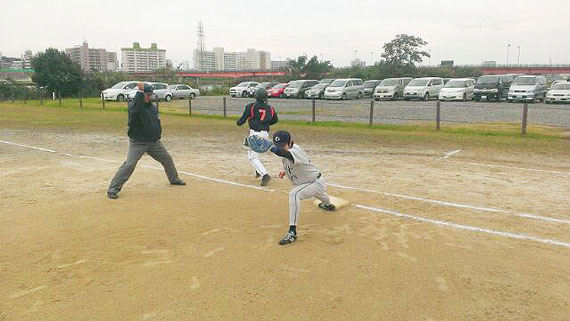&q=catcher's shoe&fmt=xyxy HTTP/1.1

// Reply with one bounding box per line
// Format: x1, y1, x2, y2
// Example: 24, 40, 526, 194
260, 174, 271, 186
170, 179, 186, 186
255, 171, 261, 178
318, 203, 336, 211
107, 191, 118, 199
279, 230, 297, 245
